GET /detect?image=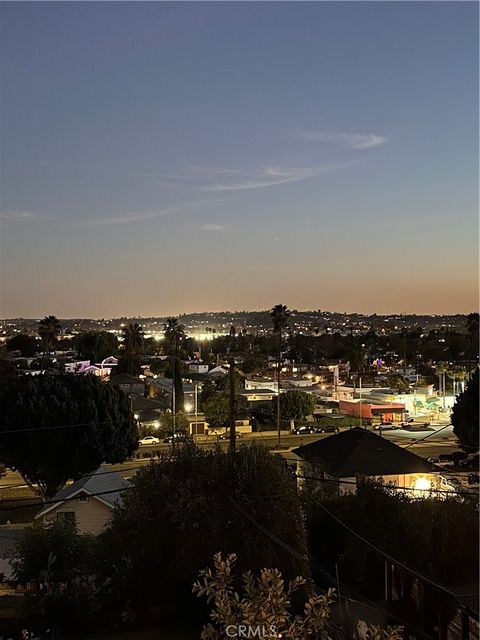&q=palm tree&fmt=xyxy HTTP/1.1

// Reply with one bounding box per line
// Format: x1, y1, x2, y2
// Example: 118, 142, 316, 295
121, 323, 144, 359
164, 317, 186, 433
447, 368, 468, 397
121, 323, 144, 395
38, 315, 61, 370
270, 304, 291, 447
